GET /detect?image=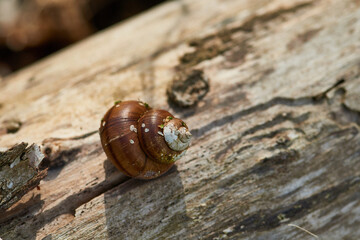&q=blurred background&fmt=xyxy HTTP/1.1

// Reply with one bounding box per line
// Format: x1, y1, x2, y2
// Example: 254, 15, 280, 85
0, 0, 166, 77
